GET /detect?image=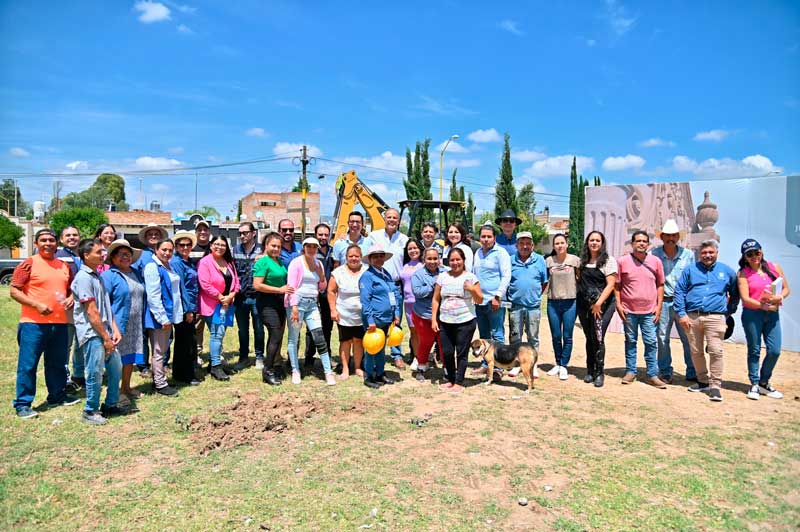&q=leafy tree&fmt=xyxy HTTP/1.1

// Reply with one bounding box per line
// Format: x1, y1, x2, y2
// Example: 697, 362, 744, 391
0, 214, 24, 250
49, 207, 108, 240
60, 173, 129, 211
516, 182, 548, 247
494, 132, 517, 219
291, 174, 309, 193
236, 200, 242, 222
0, 179, 32, 218
403, 139, 433, 235
567, 157, 581, 254
466, 193, 475, 233
186, 206, 221, 220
